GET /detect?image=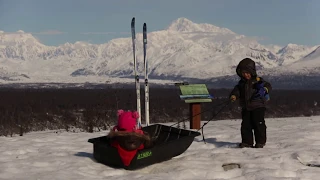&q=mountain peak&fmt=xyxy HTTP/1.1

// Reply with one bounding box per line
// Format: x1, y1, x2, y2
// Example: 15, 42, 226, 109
0, 30, 44, 49
167, 18, 199, 32
170, 17, 194, 25
17, 30, 25, 33
278, 43, 310, 54
286, 43, 299, 47
167, 17, 234, 34
303, 46, 320, 60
